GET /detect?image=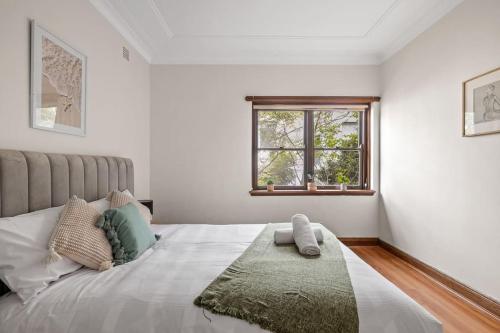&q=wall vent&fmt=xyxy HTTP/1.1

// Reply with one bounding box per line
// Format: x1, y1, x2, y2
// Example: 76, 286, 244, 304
122, 46, 130, 61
